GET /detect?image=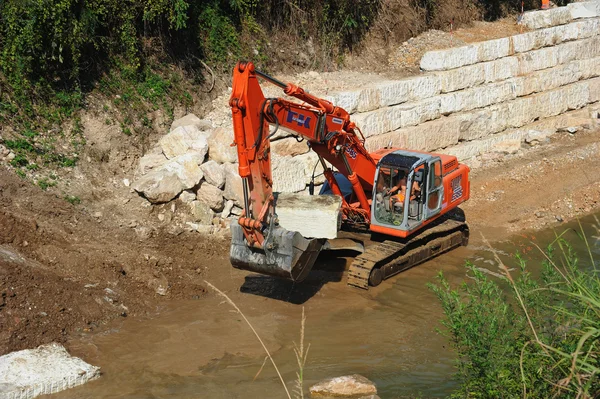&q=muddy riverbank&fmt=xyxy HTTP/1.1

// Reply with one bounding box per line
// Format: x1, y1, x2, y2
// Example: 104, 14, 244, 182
52, 211, 600, 398
1, 128, 599, 385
